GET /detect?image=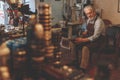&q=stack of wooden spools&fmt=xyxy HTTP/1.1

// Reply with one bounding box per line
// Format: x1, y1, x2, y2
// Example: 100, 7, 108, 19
38, 3, 55, 63
38, 3, 52, 41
